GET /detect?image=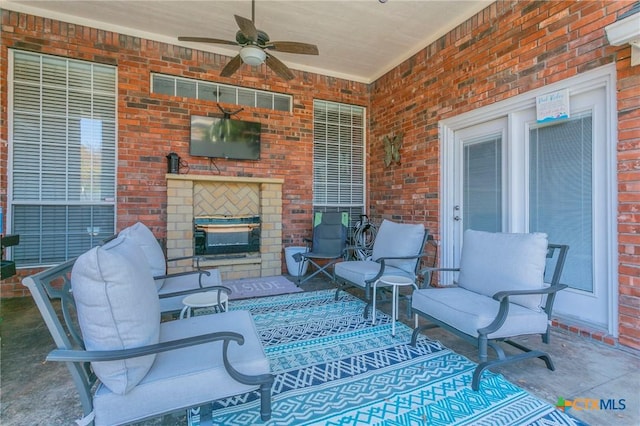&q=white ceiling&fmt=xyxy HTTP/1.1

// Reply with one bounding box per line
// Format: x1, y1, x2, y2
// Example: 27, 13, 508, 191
4, 0, 493, 83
